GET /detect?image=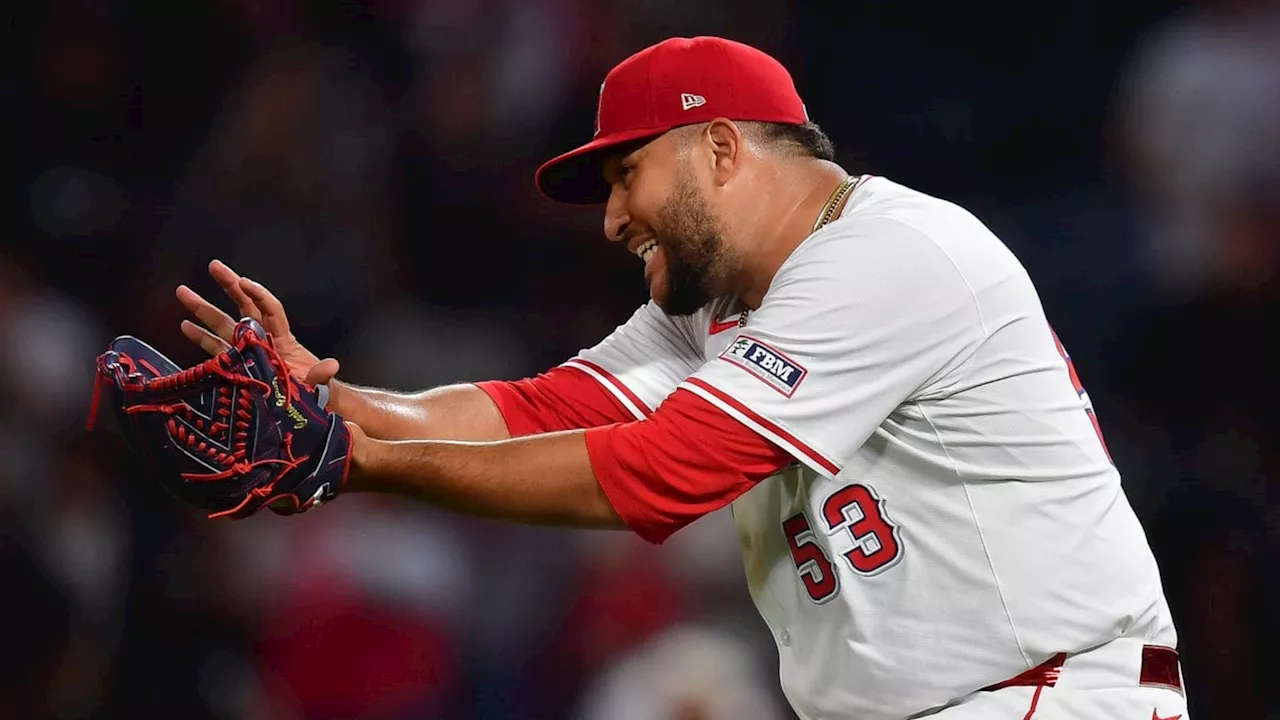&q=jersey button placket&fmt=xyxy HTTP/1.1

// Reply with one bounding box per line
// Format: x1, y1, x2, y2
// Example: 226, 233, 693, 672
779, 629, 792, 646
